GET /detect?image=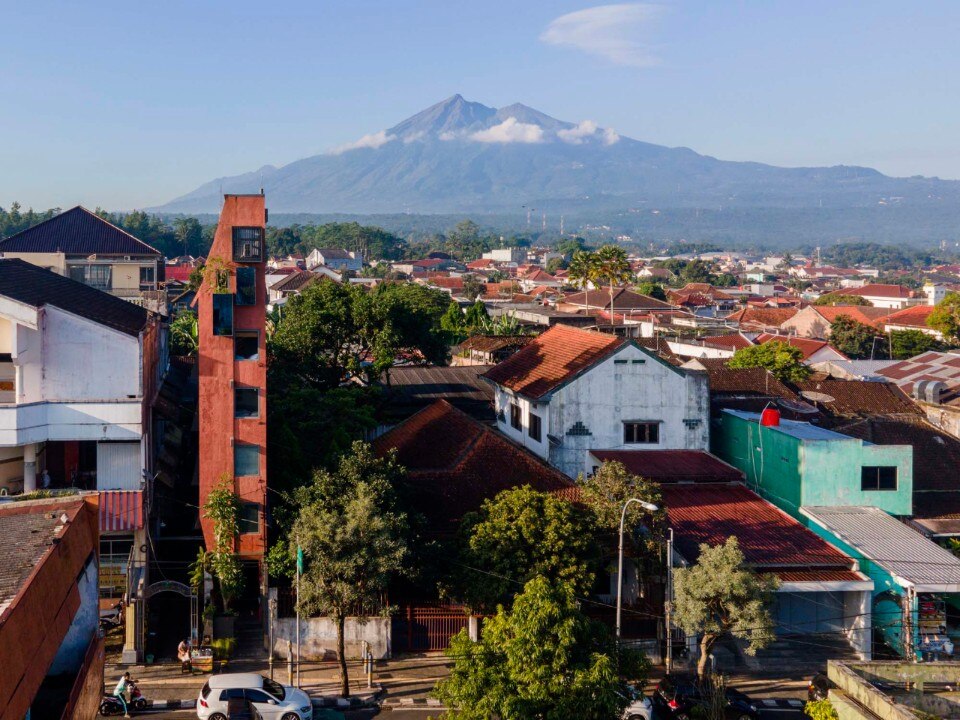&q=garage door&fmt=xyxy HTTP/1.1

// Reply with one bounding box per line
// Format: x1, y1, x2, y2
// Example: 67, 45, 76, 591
776, 591, 844, 634
97, 442, 141, 490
